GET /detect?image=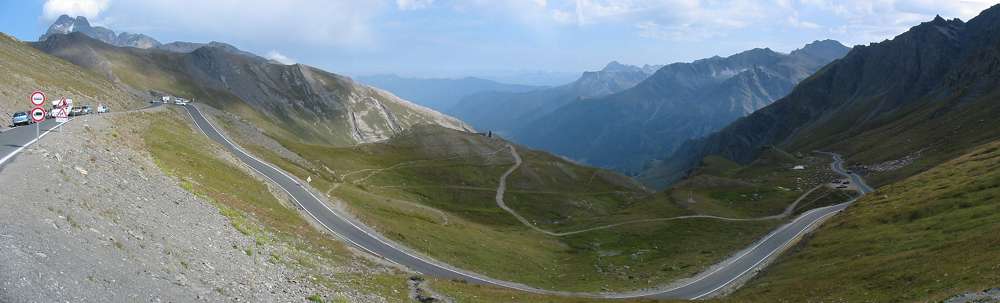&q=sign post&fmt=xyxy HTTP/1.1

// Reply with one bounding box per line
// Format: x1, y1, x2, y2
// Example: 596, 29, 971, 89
29, 91, 46, 140
31, 107, 46, 138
